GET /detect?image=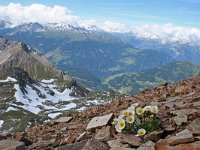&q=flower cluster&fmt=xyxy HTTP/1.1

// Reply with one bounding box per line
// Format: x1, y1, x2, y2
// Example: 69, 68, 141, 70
112, 103, 160, 136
